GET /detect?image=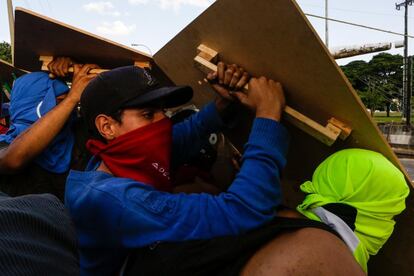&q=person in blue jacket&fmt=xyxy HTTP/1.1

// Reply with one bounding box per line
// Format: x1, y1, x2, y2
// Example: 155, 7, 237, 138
65, 63, 363, 276
0, 58, 99, 199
